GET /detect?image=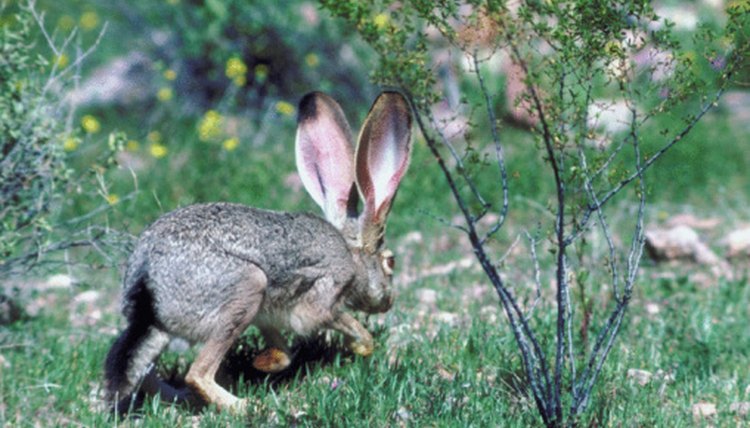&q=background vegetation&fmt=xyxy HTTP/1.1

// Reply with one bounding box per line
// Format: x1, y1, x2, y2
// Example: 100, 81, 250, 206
0, 0, 748, 426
